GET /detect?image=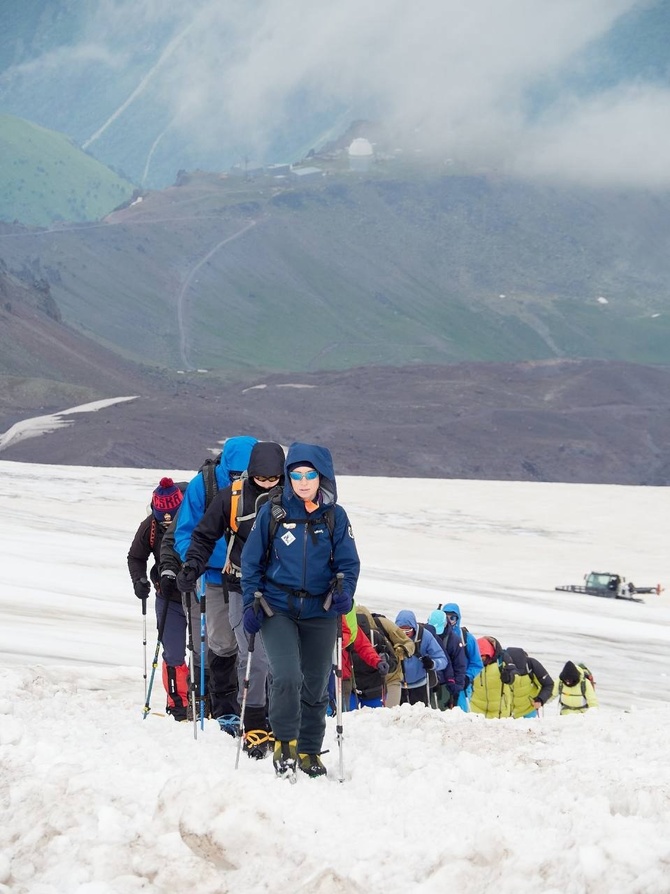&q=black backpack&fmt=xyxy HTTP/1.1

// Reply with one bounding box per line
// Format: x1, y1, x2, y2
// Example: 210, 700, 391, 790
365, 614, 399, 675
